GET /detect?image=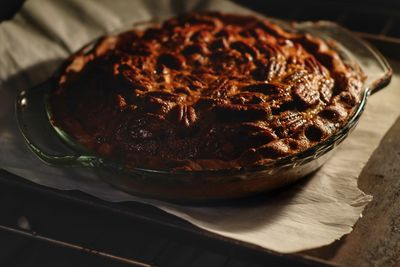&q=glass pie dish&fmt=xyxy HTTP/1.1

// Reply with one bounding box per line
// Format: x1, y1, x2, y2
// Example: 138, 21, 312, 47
16, 20, 392, 203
